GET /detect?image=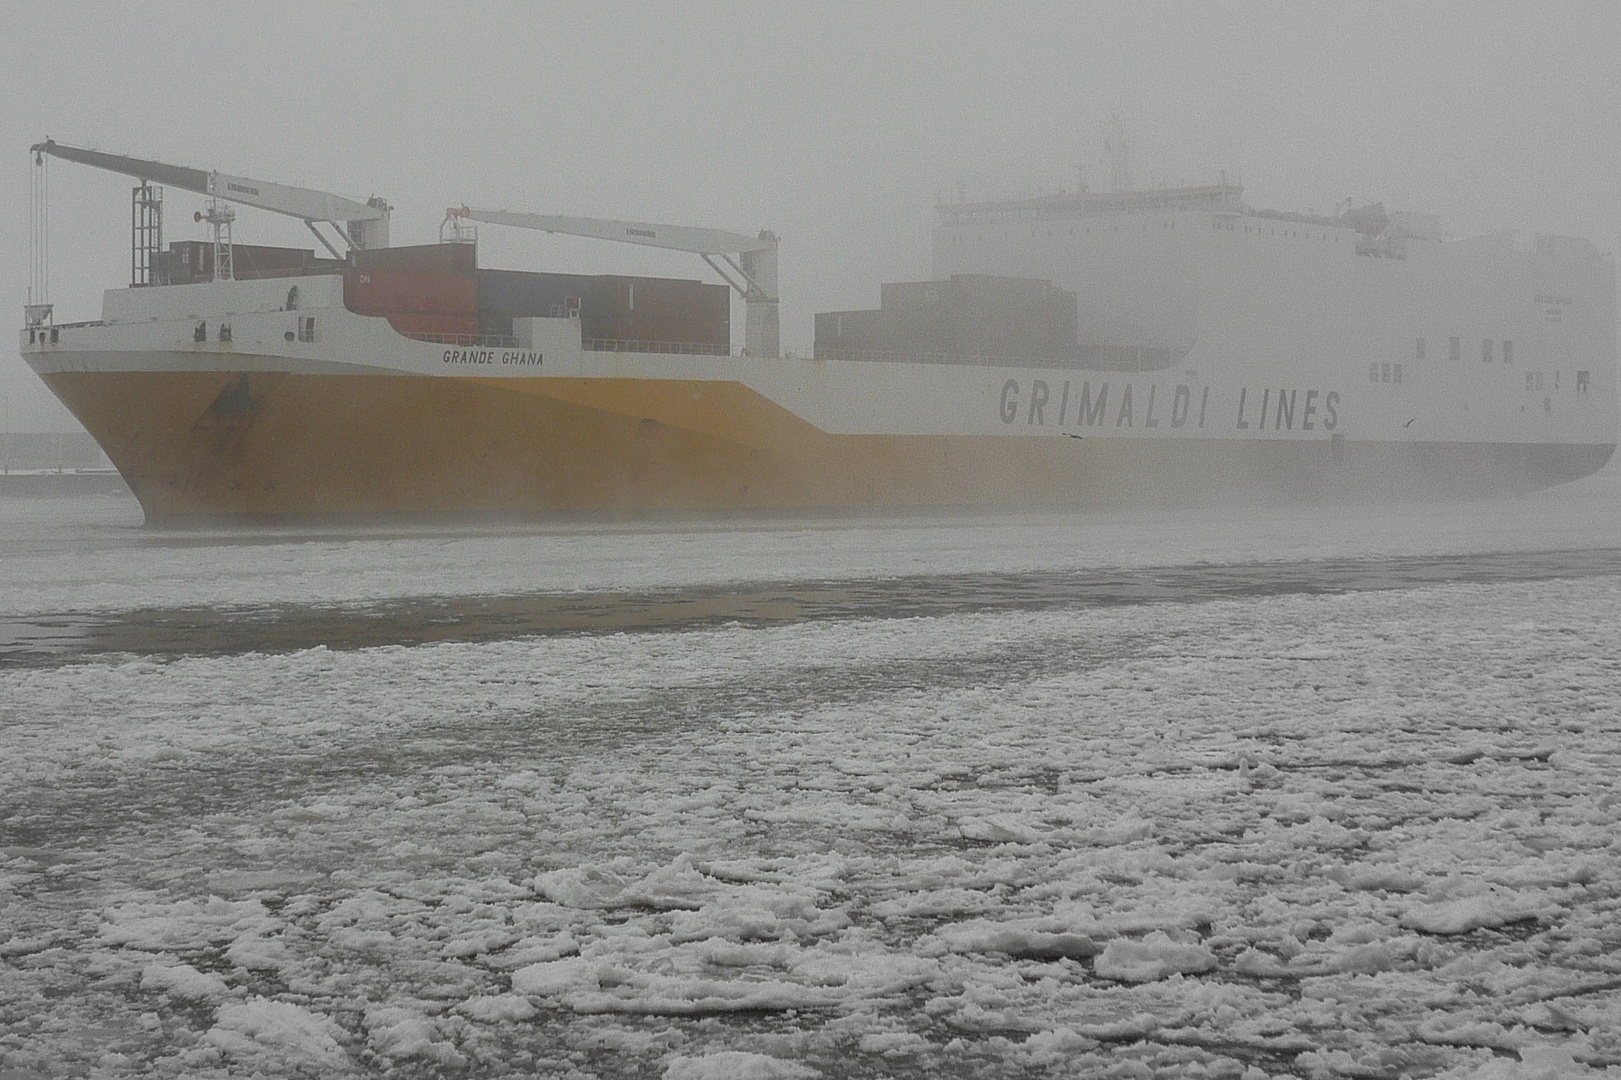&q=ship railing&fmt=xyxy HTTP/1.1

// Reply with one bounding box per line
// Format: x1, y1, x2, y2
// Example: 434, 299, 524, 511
583, 338, 730, 357
23, 319, 103, 331
816, 346, 1075, 368
406, 333, 521, 348
23, 319, 104, 344
815, 345, 1186, 372
402, 333, 733, 356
